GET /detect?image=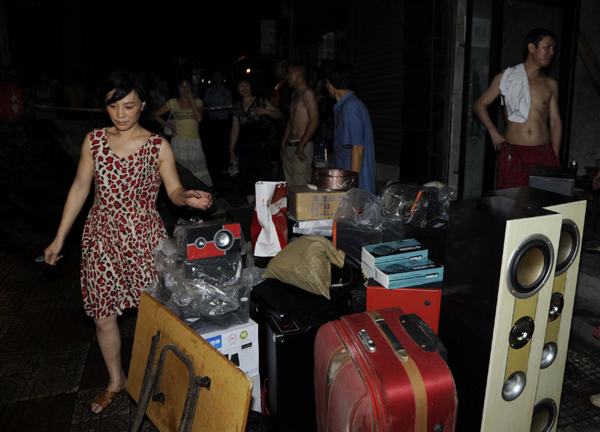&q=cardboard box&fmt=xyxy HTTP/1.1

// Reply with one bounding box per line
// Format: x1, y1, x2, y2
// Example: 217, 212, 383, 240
362, 260, 375, 279
361, 239, 428, 270
198, 319, 259, 374
288, 186, 346, 221
247, 369, 261, 412
374, 259, 444, 289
